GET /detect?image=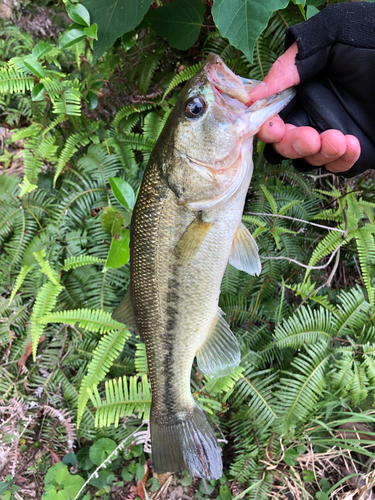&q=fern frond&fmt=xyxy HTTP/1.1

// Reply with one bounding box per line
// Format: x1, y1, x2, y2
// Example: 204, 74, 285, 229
113, 104, 152, 130
37, 308, 125, 334
274, 306, 332, 349
135, 342, 148, 374
33, 250, 60, 285
89, 374, 151, 427
260, 184, 278, 214
331, 349, 354, 396
30, 281, 63, 359
351, 361, 368, 405
162, 63, 203, 100
9, 265, 33, 303
53, 131, 92, 187
275, 343, 330, 432
354, 226, 375, 306
0, 66, 34, 94
333, 288, 370, 338
62, 255, 106, 272
77, 328, 131, 426
232, 367, 278, 428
